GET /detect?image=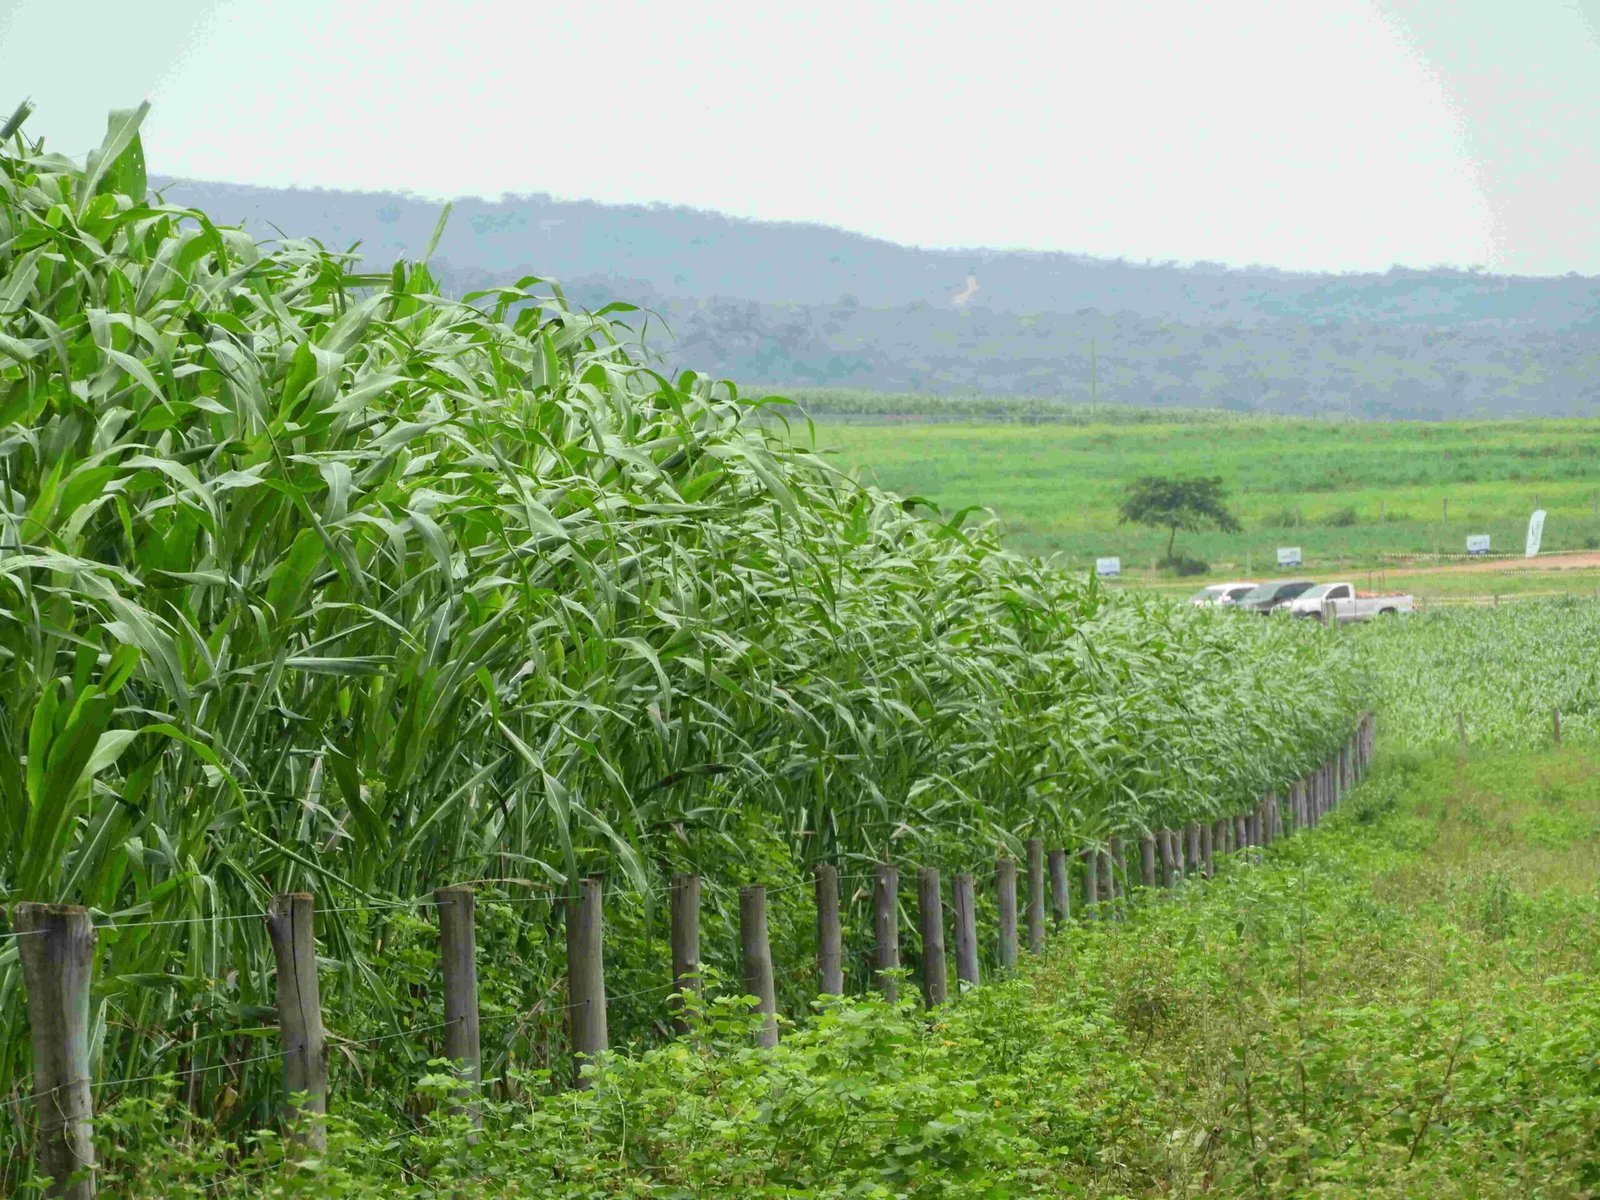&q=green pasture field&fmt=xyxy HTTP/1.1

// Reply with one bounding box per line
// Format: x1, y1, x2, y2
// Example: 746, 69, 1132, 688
791, 412, 1600, 572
